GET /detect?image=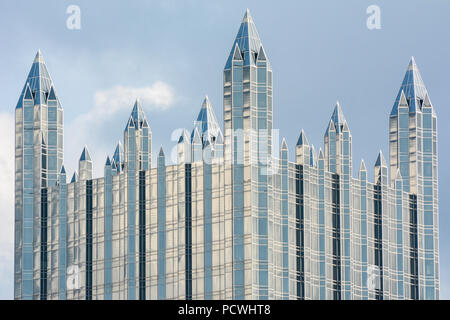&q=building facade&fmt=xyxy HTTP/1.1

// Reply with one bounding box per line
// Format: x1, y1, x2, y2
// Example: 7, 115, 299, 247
14, 10, 439, 300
